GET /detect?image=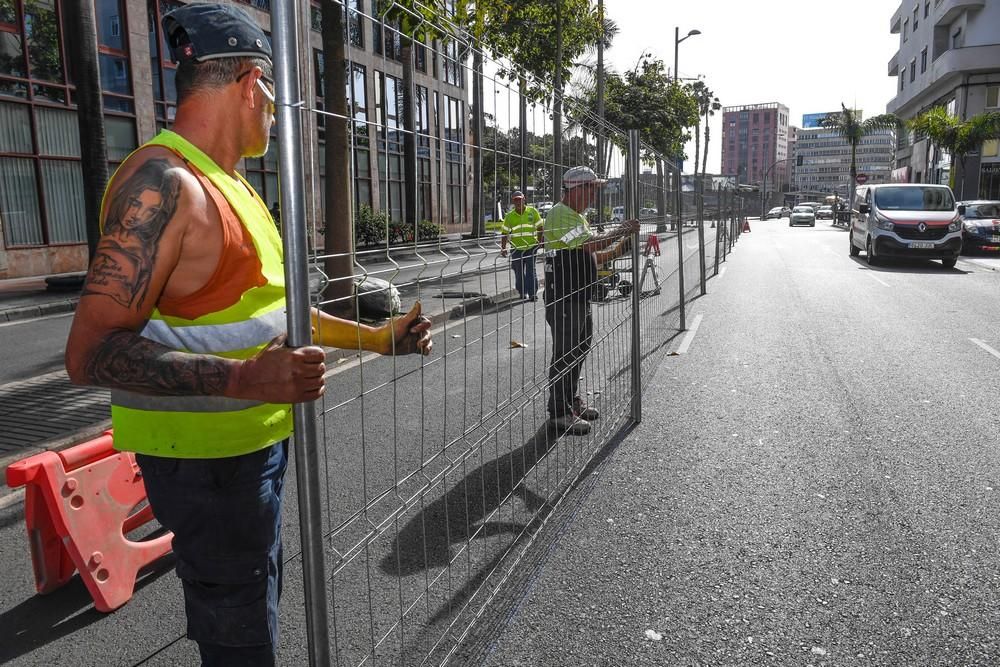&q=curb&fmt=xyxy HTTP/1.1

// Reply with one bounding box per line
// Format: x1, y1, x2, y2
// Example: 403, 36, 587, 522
0, 298, 78, 324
